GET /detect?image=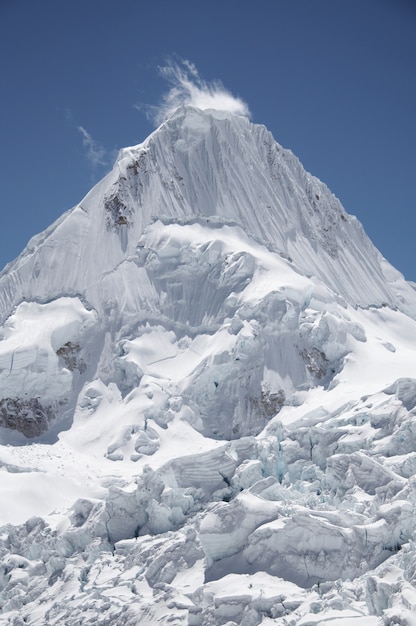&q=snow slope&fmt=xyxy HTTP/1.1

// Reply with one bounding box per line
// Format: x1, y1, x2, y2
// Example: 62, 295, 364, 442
1, 106, 416, 625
